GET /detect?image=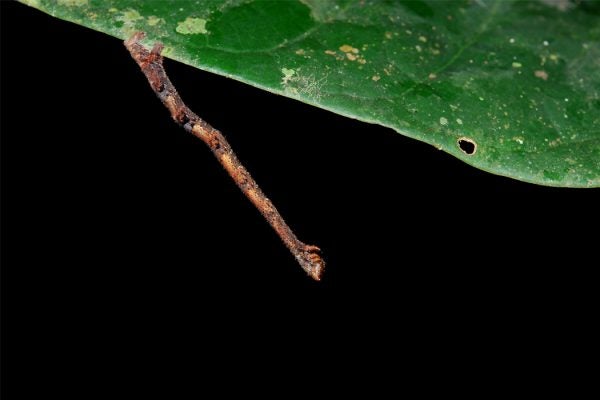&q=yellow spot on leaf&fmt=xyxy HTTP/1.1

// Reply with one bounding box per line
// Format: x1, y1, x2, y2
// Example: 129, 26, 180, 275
534, 70, 549, 80
339, 44, 359, 54
372, 75, 380, 81
333, 45, 367, 63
